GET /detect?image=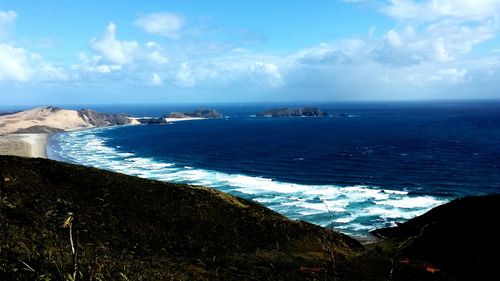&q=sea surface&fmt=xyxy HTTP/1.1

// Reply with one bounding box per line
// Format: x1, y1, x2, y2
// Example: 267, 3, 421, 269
46, 101, 500, 237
